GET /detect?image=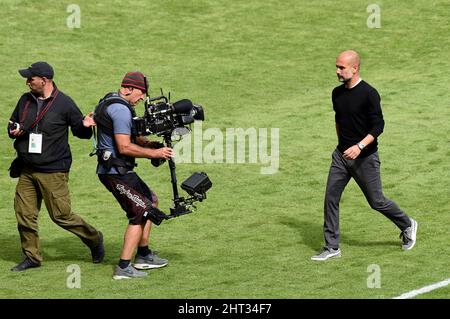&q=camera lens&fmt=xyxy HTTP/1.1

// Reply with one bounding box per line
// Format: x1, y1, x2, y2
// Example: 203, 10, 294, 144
9, 122, 20, 131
